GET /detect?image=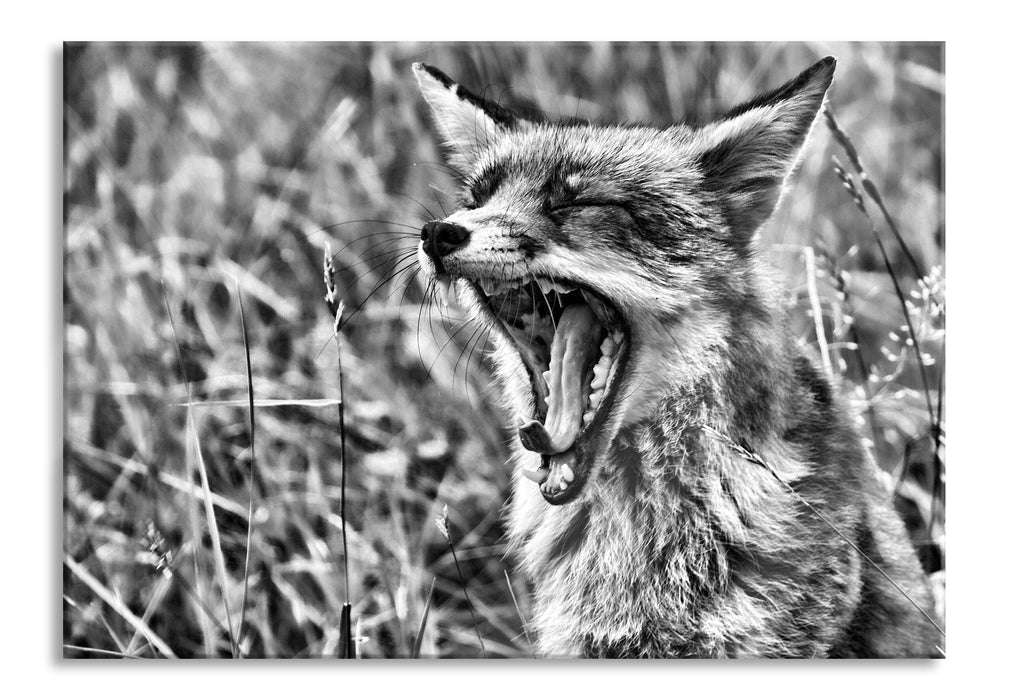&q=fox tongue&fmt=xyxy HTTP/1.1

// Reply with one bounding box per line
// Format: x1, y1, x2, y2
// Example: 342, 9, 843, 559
519, 303, 602, 455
